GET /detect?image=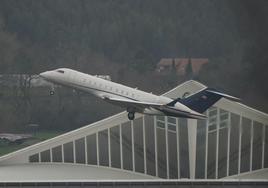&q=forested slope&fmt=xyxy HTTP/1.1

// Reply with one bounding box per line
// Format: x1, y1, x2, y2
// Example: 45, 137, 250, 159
0, 0, 267, 131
